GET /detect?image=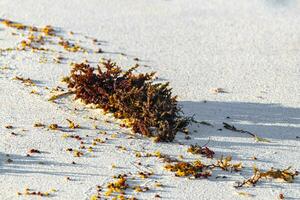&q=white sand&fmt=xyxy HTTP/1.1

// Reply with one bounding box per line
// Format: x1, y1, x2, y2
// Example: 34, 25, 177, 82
0, 0, 300, 199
